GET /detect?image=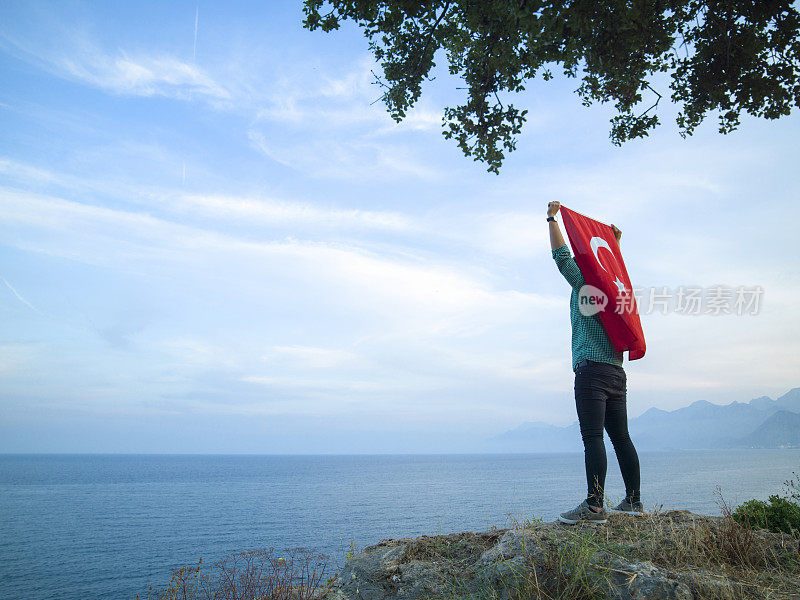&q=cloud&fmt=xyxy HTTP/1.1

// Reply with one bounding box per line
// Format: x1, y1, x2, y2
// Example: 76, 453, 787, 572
0, 157, 424, 235
0, 177, 573, 421
255, 56, 399, 127
245, 56, 448, 180
248, 131, 440, 180
0, 158, 424, 246
372, 107, 444, 135
168, 192, 418, 232
70, 53, 230, 101
0, 159, 60, 185
0, 18, 230, 103
158, 338, 241, 369
253, 53, 445, 136
239, 375, 395, 393
0, 186, 558, 328
2, 17, 444, 185
0, 343, 40, 376
261, 345, 360, 369
467, 212, 549, 259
